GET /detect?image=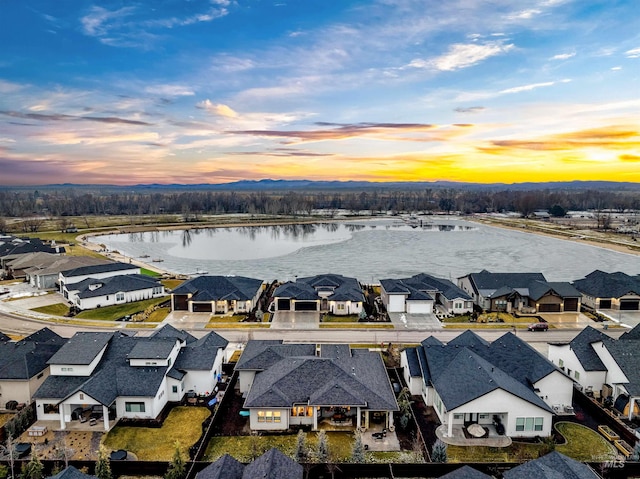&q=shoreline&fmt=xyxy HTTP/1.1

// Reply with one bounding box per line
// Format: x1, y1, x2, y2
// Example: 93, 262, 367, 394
469, 216, 640, 259
76, 214, 640, 279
